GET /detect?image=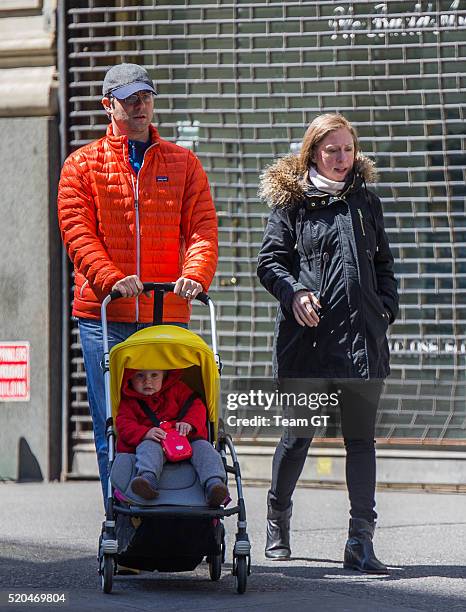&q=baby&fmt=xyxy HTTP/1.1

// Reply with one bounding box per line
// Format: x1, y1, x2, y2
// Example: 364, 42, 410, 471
116, 368, 229, 507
